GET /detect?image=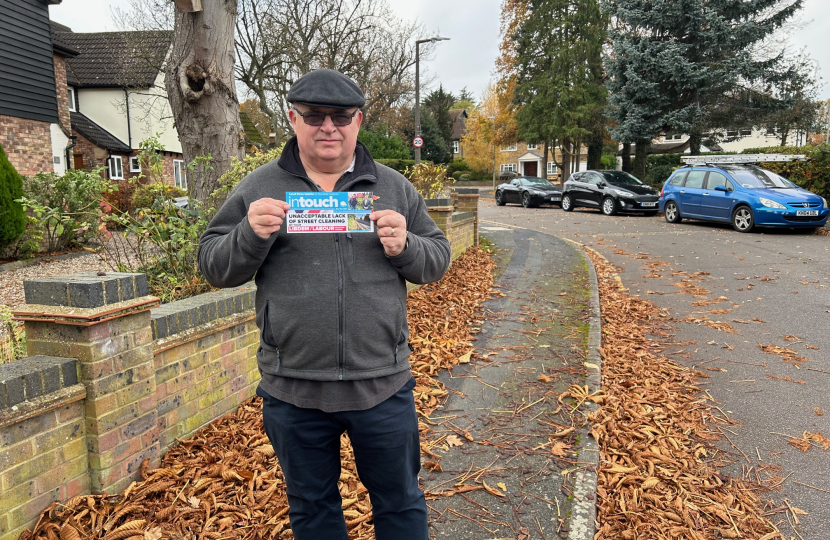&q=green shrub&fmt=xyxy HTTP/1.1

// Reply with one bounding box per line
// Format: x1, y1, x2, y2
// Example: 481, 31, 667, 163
405, 162, 454, 199
452, 170, 464, 180
376, 159, 416, 174
459, 173, 471, 181
600, 154, 617, 169
0, 144, 26, 250
211, 145, 284, 208
18, 168, 114, 252
133, 183, 186, 210
741, 144, 830, 200
446, 158, 470, 177
358, 128, 410, 159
